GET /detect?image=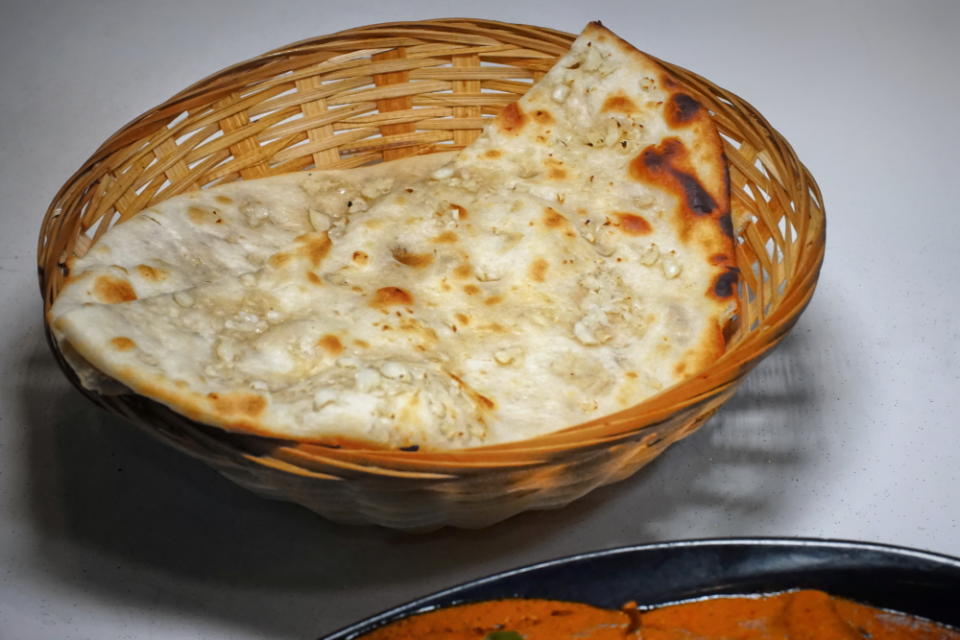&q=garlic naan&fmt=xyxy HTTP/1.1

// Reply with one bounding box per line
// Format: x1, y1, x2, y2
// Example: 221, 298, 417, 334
52, 23, 736, 449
